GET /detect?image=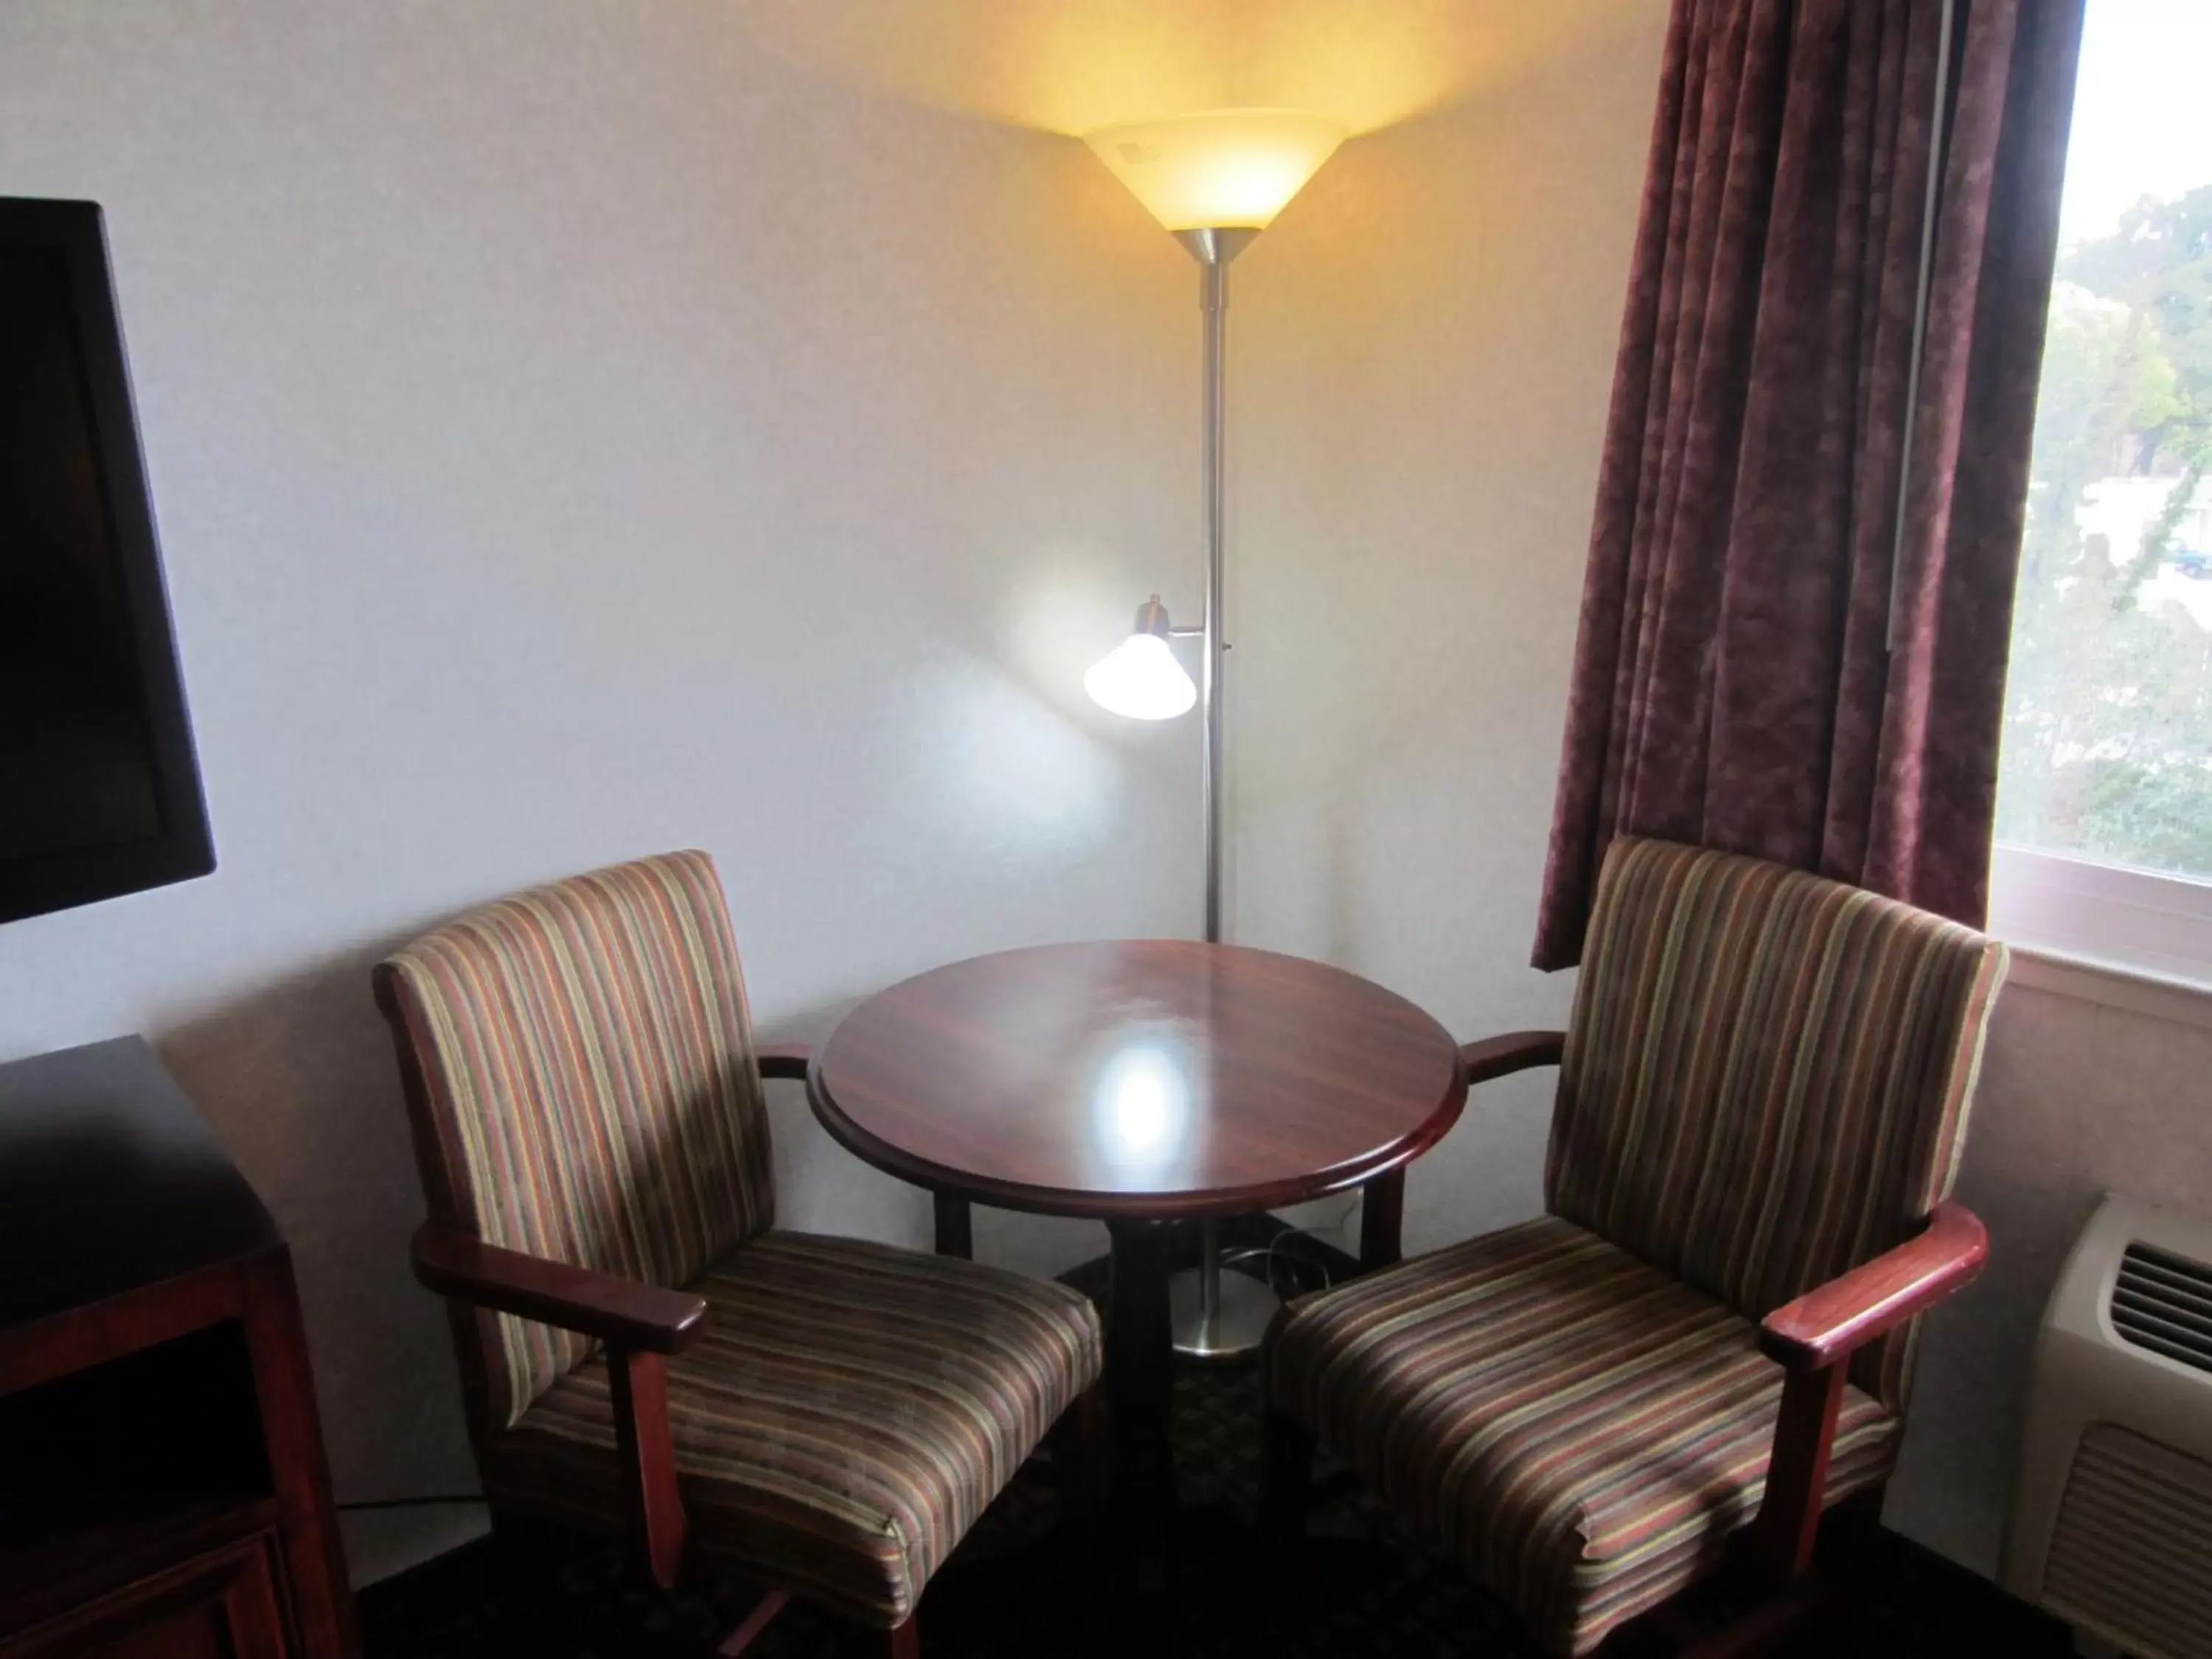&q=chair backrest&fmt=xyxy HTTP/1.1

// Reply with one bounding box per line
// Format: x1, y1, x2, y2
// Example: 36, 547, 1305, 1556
376, 850, 774, 1430
1546, 836, 2006, 1408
